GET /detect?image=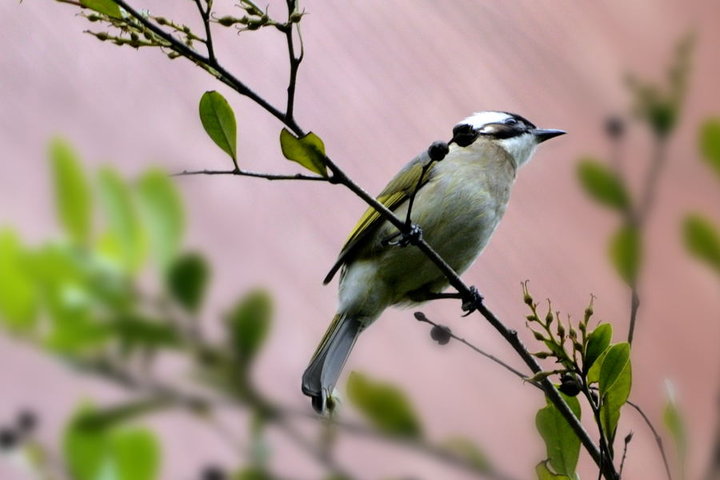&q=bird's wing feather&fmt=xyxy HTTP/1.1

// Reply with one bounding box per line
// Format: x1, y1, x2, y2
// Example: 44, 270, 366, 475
323, 153, 435, 284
